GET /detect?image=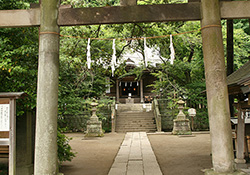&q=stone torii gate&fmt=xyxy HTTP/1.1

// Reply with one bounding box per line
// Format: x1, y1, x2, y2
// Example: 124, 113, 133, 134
1, 0, 250, 174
